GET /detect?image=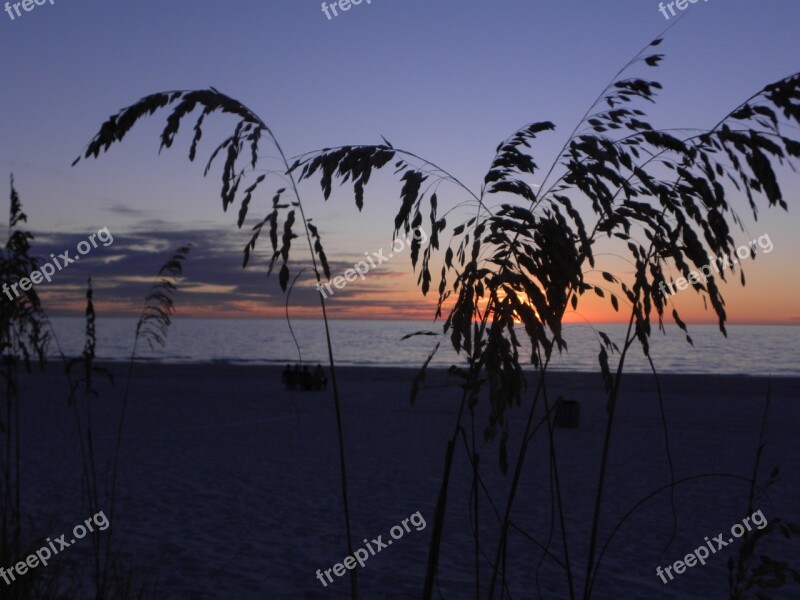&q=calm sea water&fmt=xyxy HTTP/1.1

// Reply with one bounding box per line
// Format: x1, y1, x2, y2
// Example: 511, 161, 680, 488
44, 318, 799, 376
